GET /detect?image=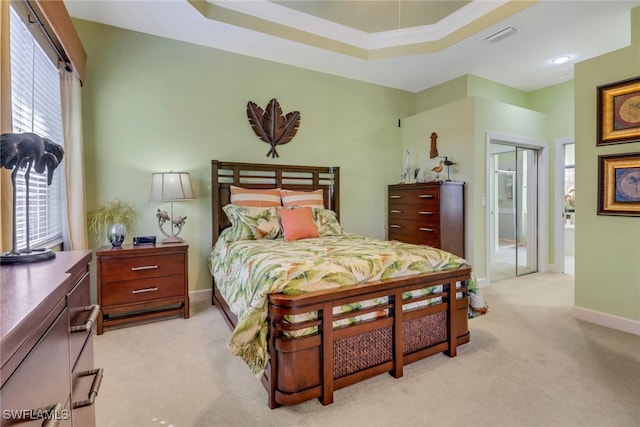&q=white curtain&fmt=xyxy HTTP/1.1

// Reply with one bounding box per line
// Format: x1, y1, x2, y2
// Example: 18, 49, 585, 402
60, 64, 88, 250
